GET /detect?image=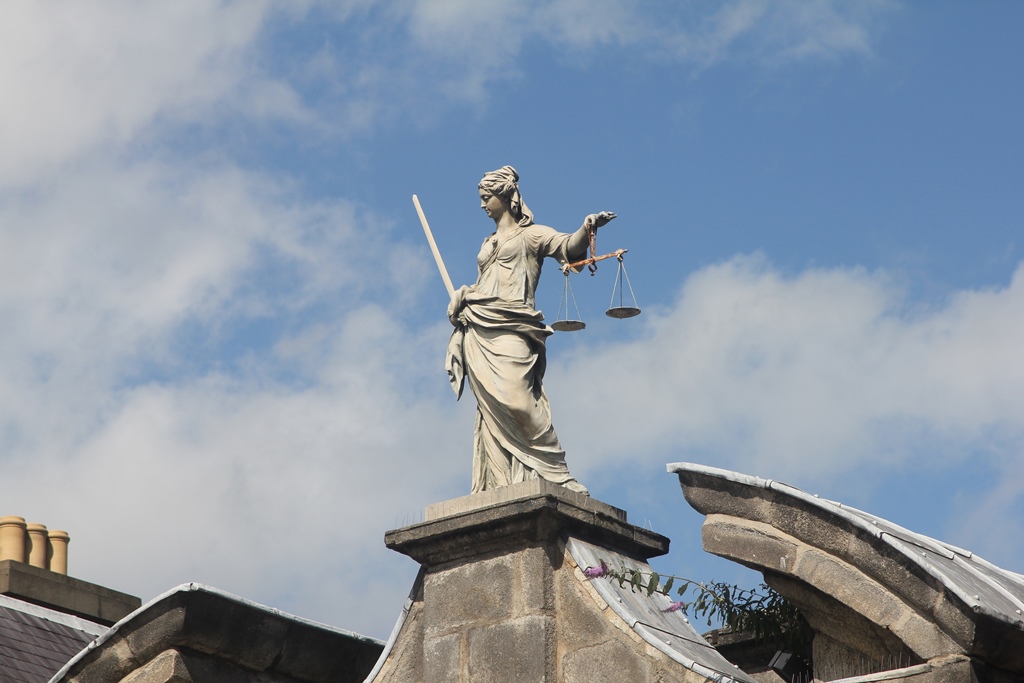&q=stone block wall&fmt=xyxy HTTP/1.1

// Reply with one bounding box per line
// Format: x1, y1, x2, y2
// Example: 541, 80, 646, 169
375, 481, 754, 683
